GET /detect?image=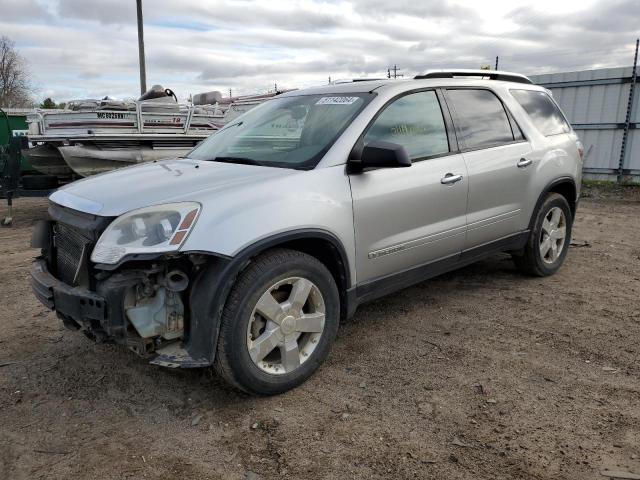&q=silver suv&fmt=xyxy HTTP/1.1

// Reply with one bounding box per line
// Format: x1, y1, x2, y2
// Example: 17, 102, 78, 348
32, 70, 583, 394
